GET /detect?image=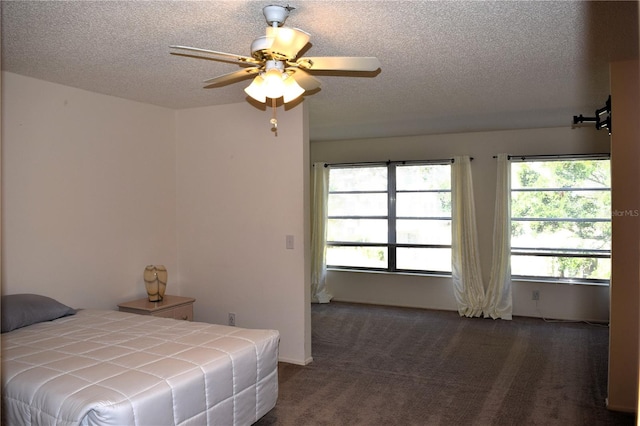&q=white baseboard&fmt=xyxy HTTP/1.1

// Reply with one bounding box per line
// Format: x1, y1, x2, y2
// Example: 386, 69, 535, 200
278, 356, 313, 366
